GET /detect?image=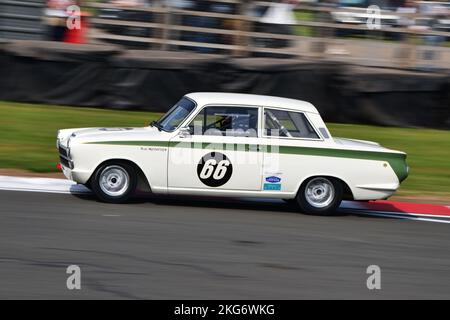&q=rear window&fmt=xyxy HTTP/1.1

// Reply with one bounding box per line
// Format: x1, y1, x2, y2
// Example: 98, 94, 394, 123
264, 109, 319, 139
